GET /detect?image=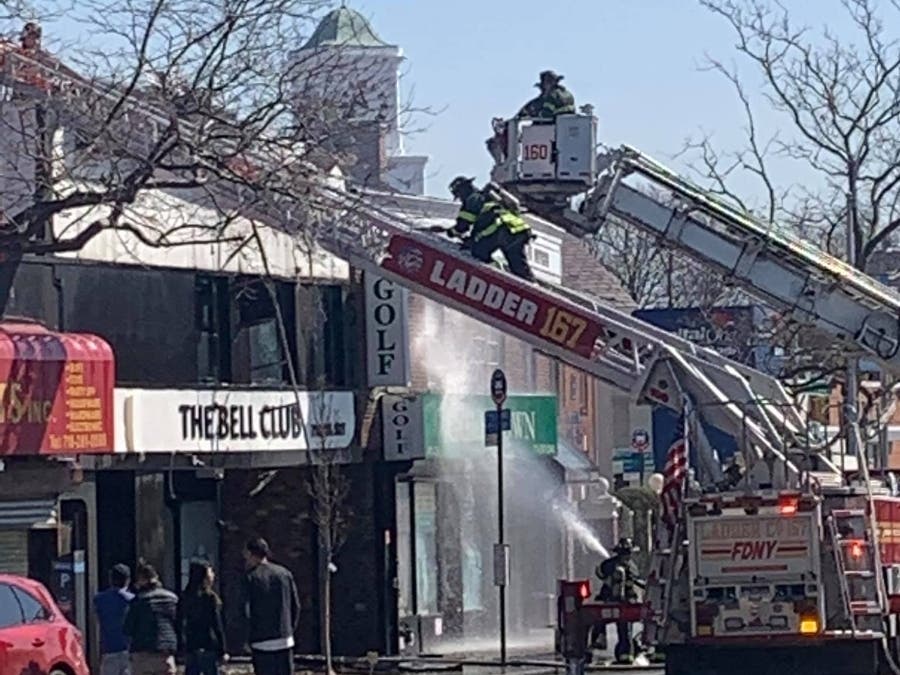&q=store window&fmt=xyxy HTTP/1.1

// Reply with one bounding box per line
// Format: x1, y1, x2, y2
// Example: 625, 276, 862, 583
414, 482, 438, 615
232, 277, 295, 385
195, 275, 231, 383
248, 319, 285, 383
461, 533, 483, 611
396, 483, 413, 619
